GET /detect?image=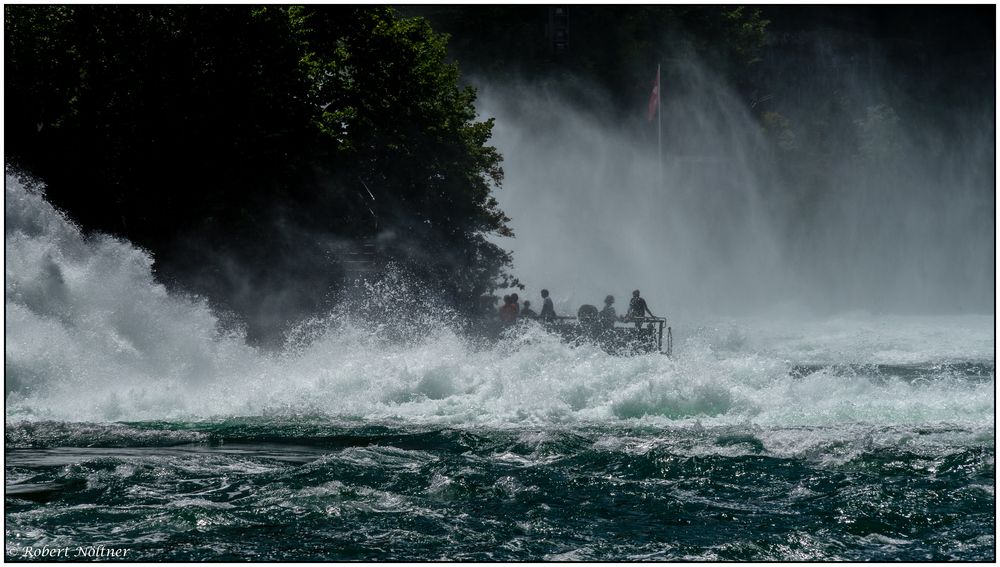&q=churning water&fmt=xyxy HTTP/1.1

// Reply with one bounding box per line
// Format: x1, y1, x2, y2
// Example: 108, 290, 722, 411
5, 173, 995, 560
